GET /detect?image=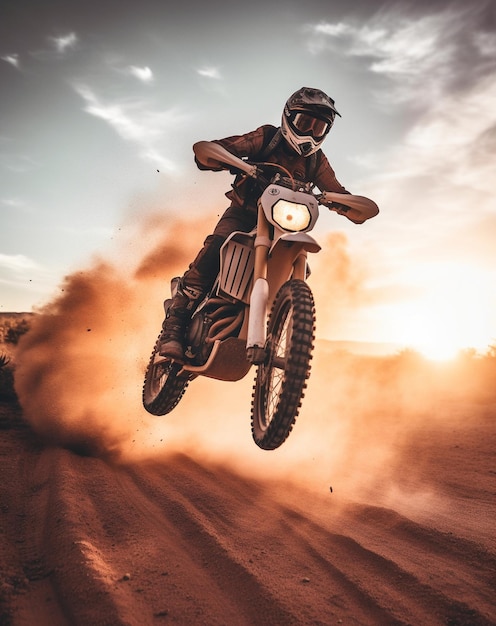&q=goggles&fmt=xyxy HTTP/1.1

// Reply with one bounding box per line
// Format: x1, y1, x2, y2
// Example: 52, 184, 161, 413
289, 112, 333, 140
